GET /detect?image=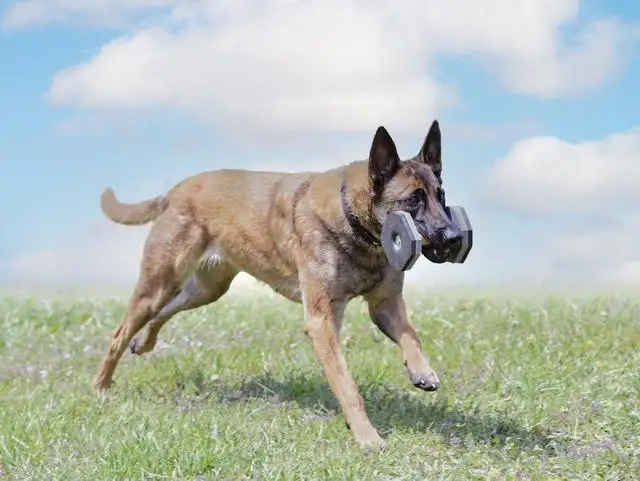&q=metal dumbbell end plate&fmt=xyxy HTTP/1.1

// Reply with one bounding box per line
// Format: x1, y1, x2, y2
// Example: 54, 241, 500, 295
381, 211, 423, 271
445, 205, 473, 263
